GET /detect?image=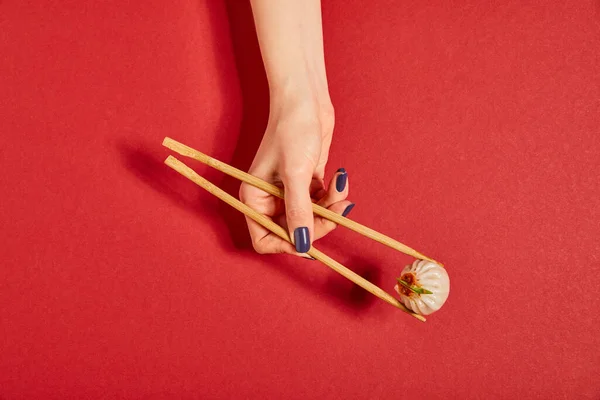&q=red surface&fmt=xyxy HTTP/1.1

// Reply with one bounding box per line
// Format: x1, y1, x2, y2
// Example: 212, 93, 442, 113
1, 1, 599, 398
